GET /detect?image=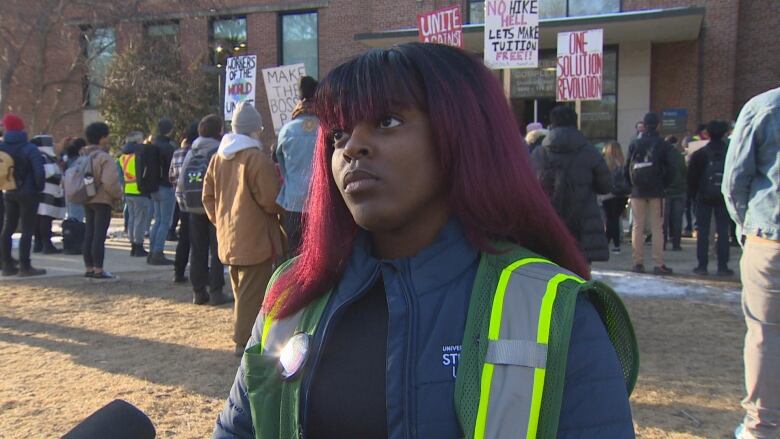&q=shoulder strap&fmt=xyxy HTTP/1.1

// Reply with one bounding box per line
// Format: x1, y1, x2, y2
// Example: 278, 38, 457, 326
455, 248, 638, 439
